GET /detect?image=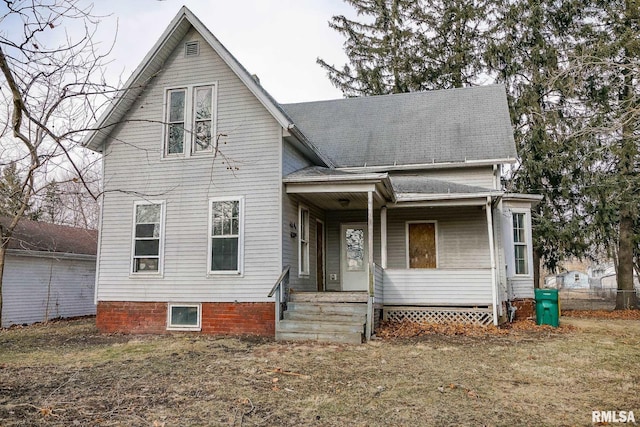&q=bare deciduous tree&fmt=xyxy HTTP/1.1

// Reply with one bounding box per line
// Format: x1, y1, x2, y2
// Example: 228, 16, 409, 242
0, 0, 111, 325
